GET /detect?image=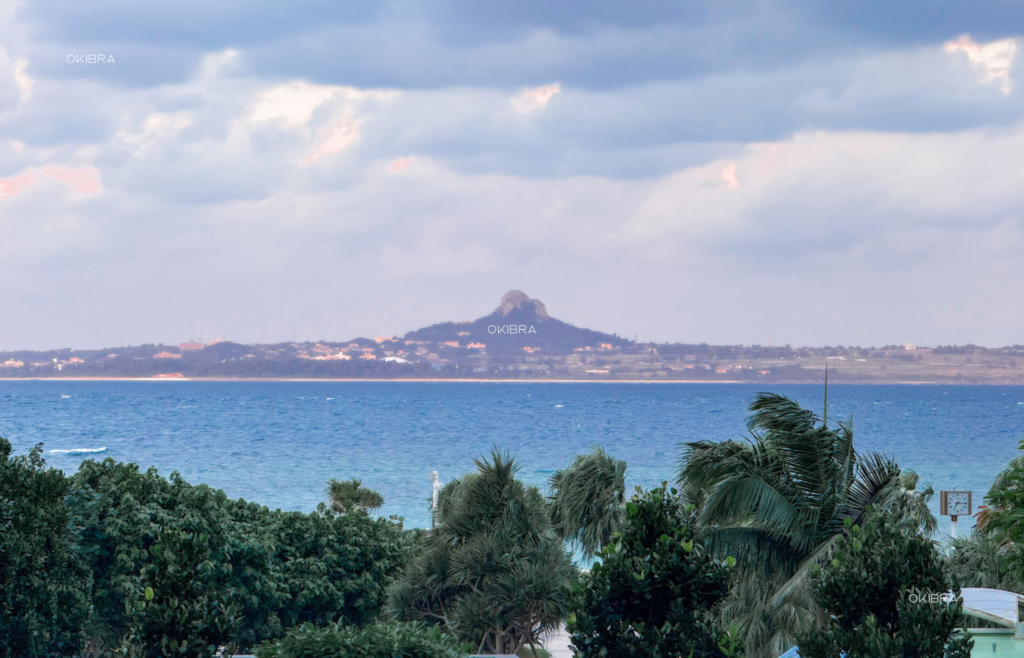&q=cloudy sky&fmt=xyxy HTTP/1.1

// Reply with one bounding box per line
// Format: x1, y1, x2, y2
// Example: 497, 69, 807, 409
1, 0, 1022, 350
